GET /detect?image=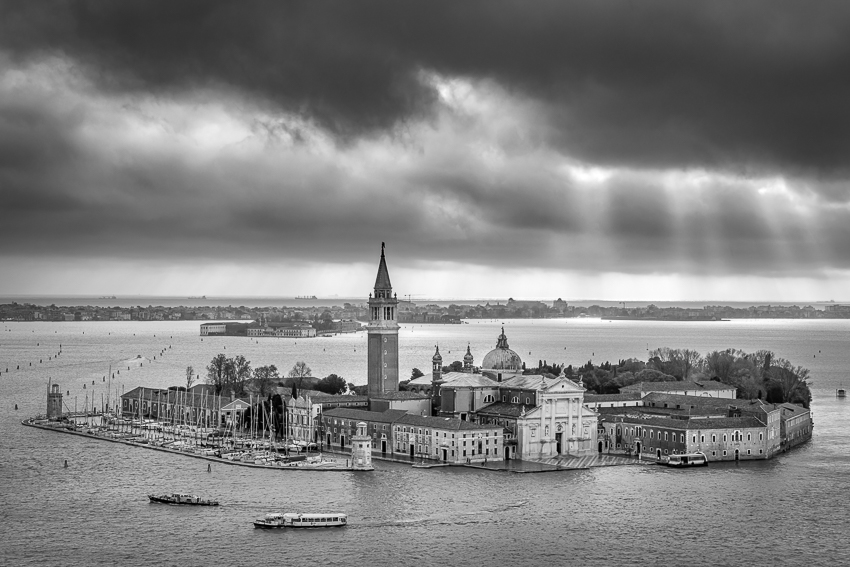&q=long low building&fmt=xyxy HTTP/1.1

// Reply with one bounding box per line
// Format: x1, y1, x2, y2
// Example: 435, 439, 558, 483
321, 408, 505, 464
596, 395, 811, 461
